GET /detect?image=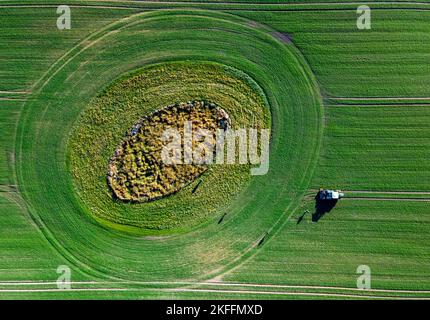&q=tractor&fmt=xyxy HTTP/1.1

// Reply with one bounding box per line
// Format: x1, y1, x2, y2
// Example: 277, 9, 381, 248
318, 189, 344, 201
